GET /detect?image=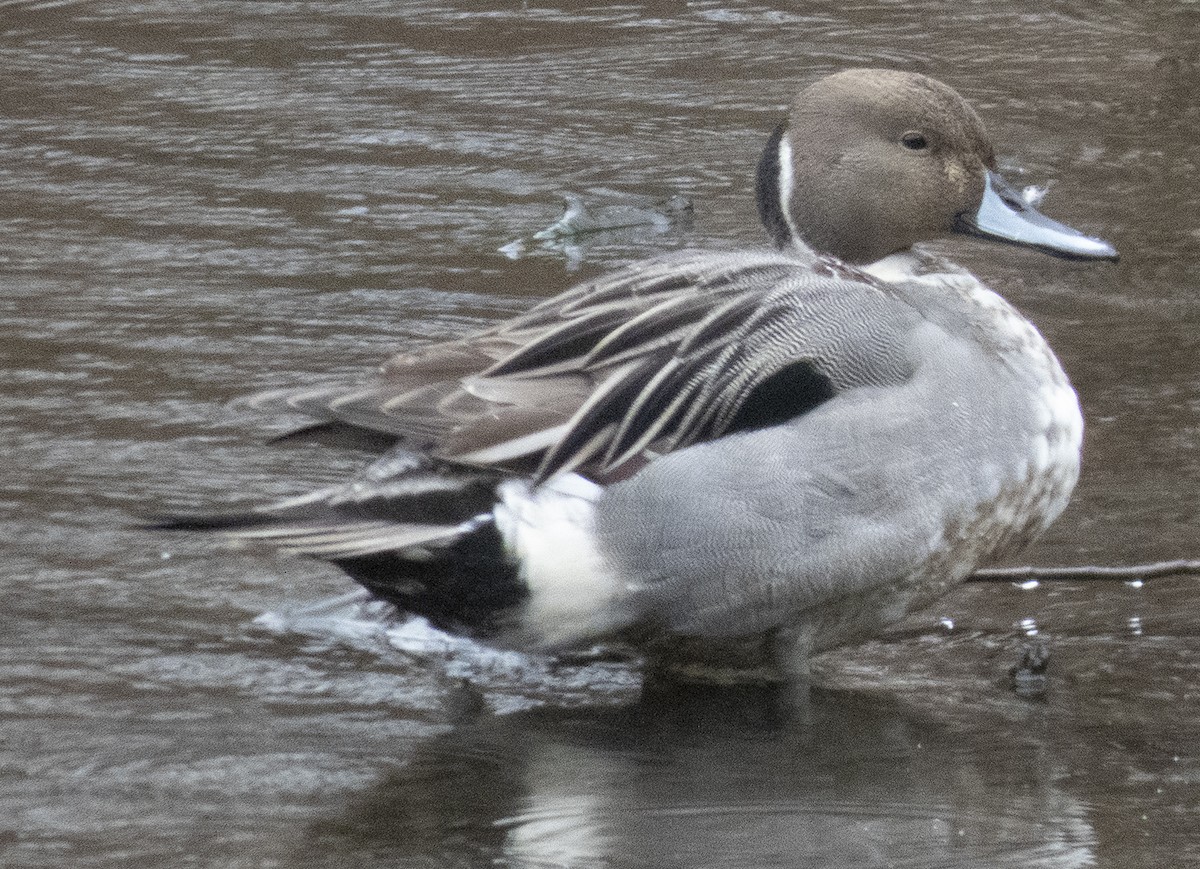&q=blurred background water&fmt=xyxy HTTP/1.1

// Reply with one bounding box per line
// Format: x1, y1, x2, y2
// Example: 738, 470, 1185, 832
2, 1, 1200, 866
